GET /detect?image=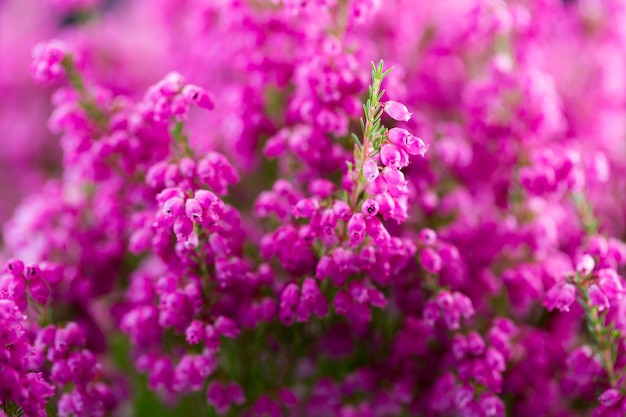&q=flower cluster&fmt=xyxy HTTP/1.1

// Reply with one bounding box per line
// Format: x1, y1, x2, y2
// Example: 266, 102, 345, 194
4, 0, 626, 416
0, 259, 115, 417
